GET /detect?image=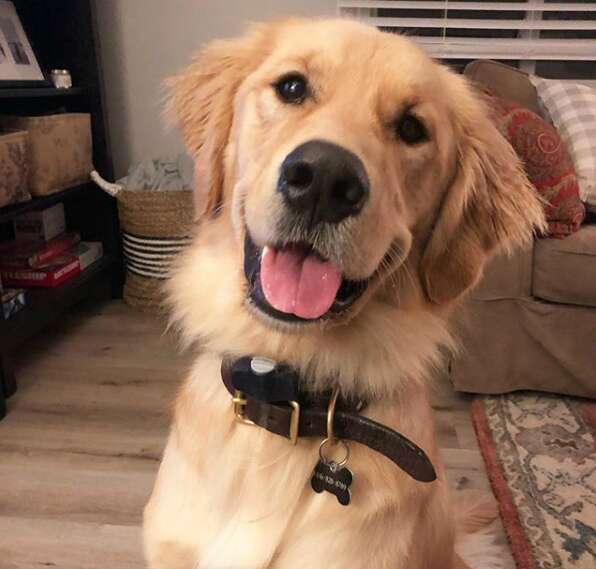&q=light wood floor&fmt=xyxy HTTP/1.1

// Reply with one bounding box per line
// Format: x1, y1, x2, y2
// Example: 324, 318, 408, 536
0, 300, 513, 568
